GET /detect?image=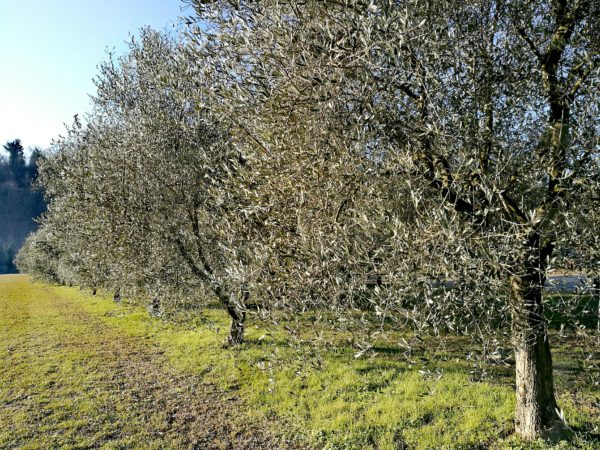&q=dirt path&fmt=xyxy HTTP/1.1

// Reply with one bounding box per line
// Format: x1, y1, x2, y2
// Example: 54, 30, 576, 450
0, 275, 285, 449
